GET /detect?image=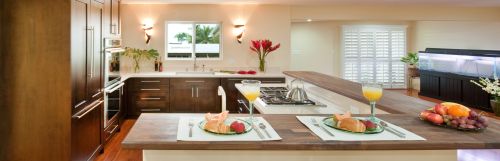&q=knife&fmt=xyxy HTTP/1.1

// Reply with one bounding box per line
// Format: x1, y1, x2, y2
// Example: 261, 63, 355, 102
252, 124, 265, 139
